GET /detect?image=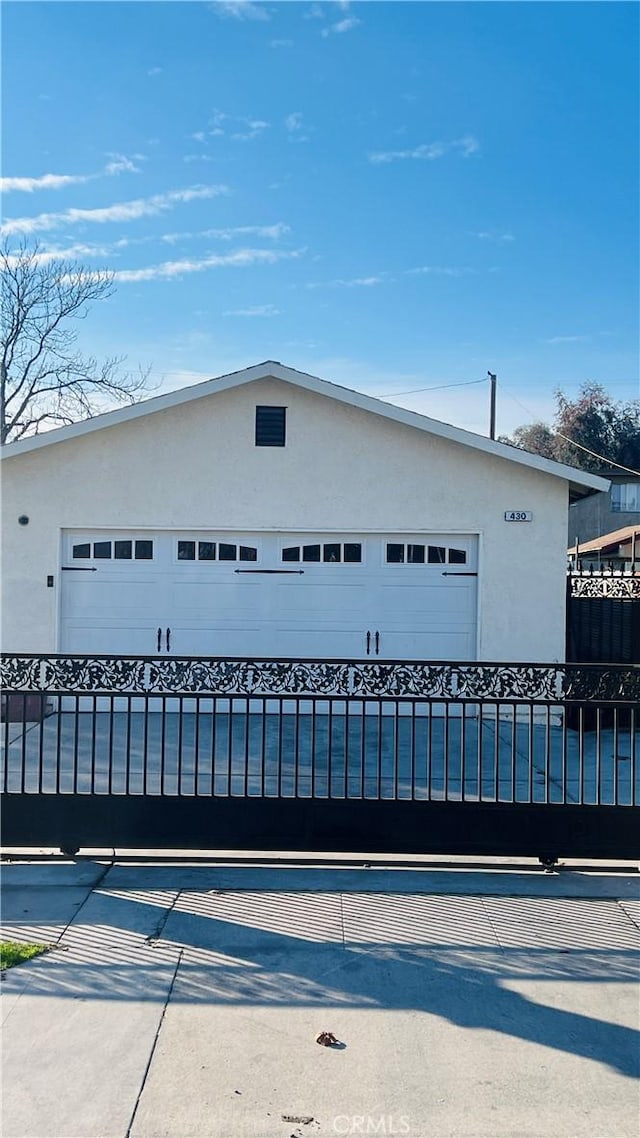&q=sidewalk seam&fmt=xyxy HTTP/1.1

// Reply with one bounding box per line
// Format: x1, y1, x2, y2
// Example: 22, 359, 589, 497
56, 857, 115, 943
616, 899, 640, 932
480, 896, 505, 950
124, 946, 184, 1138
